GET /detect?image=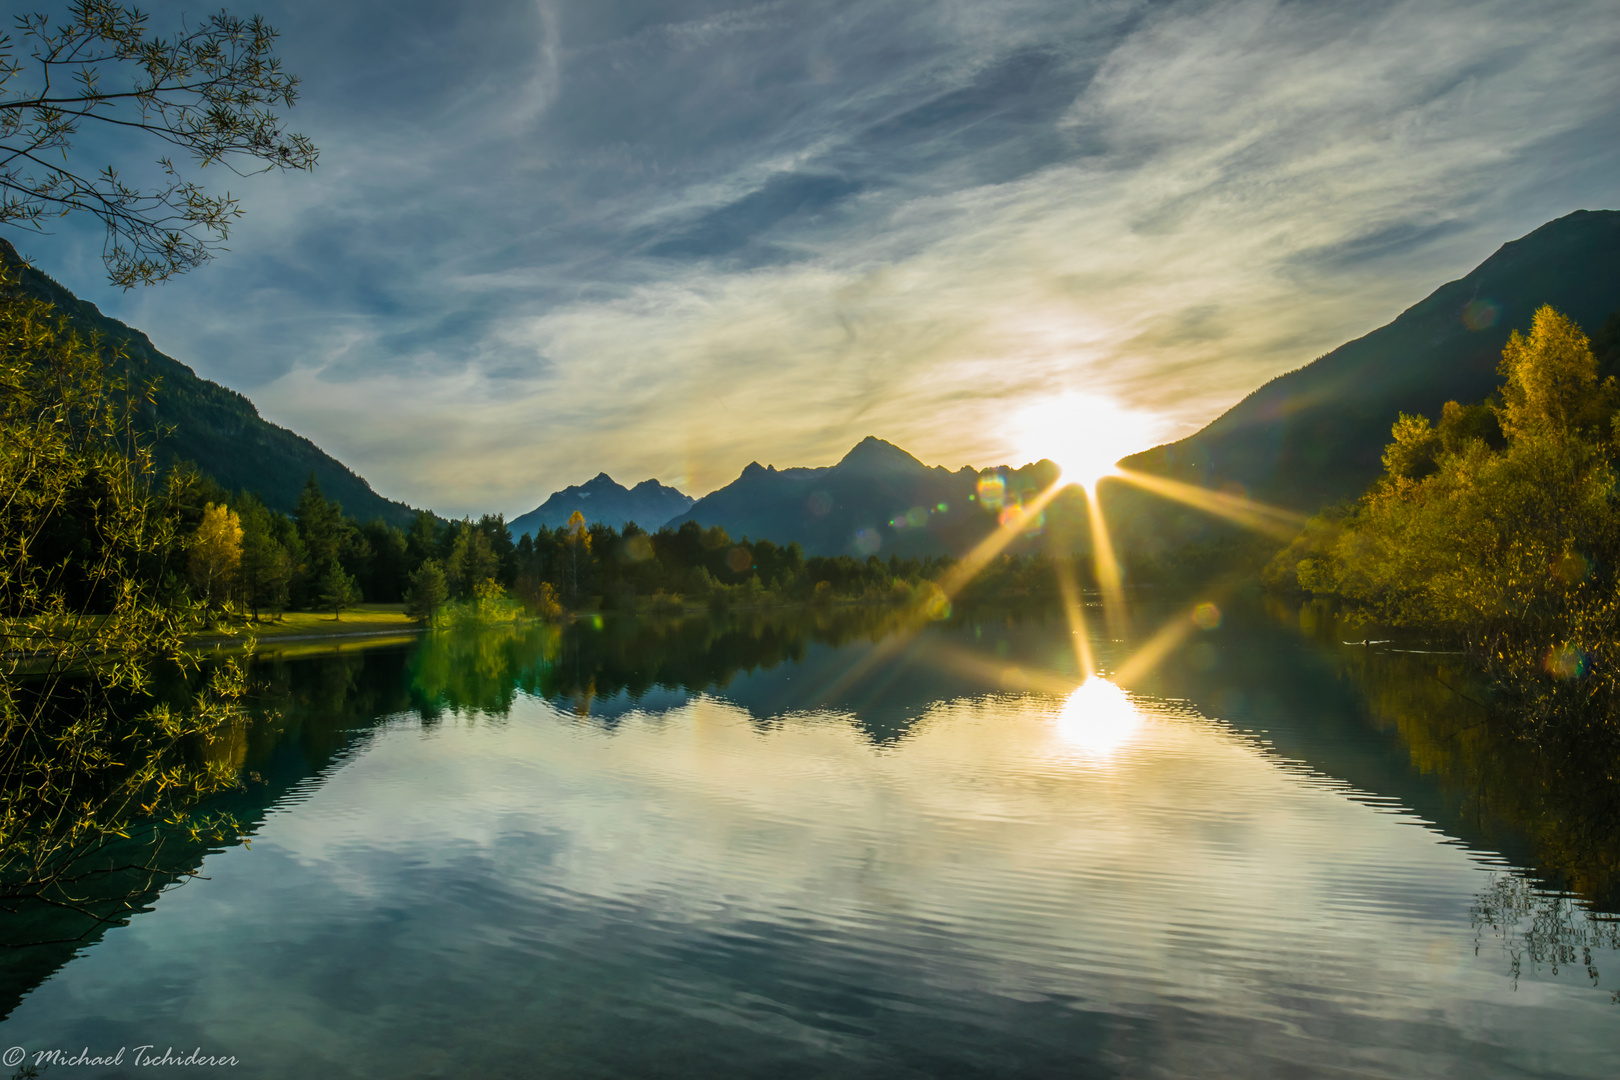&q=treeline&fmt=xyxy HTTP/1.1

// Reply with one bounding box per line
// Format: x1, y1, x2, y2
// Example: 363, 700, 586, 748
177, 474, 970, 621
1266, 305, 1620, 734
